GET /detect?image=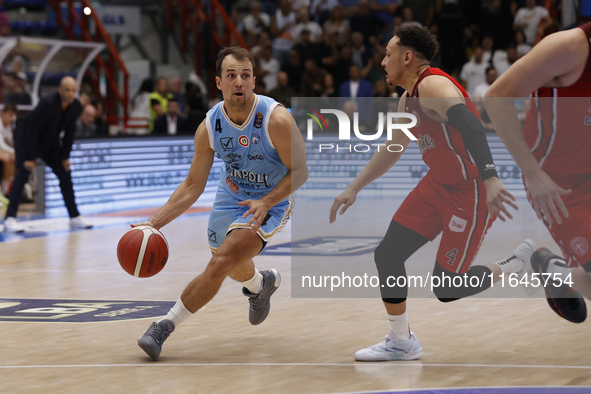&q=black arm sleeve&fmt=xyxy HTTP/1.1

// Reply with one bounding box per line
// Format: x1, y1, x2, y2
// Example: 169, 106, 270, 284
445, 103, 498, 181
